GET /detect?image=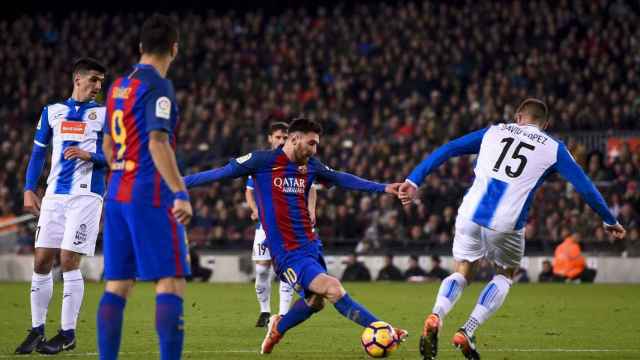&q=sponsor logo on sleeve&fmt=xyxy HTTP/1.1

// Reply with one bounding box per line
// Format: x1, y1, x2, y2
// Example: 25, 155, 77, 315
156, 96, 171, 119
236, 153, 252, 164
